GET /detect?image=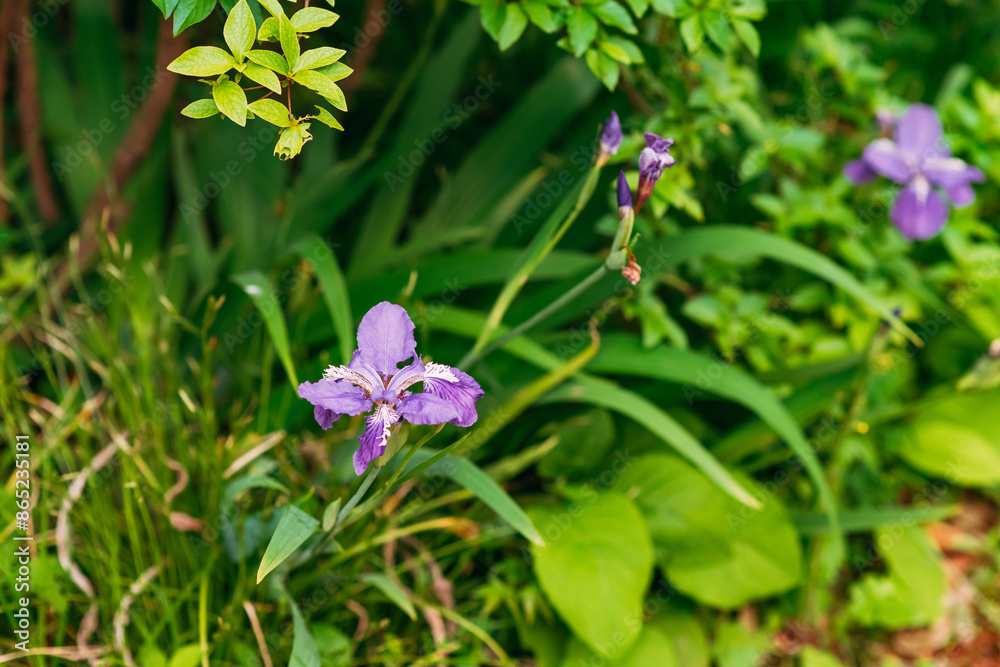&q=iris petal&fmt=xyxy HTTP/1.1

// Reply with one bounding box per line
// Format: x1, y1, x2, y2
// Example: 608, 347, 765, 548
355, 302, 418, 376
890, 180, 949, 240
354, 403, 399, 475
422, 363, 484, 427
894, 103, 946, 158
298, 379, 373, 429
